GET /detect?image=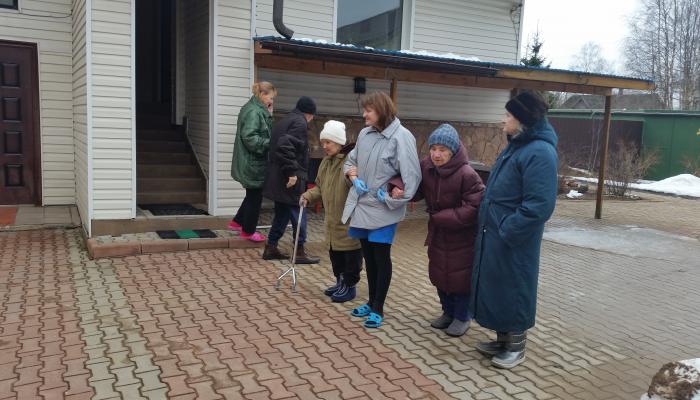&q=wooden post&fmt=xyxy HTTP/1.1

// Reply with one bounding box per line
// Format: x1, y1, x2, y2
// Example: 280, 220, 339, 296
390, 78, 398, 105
595, 95, 612, 219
